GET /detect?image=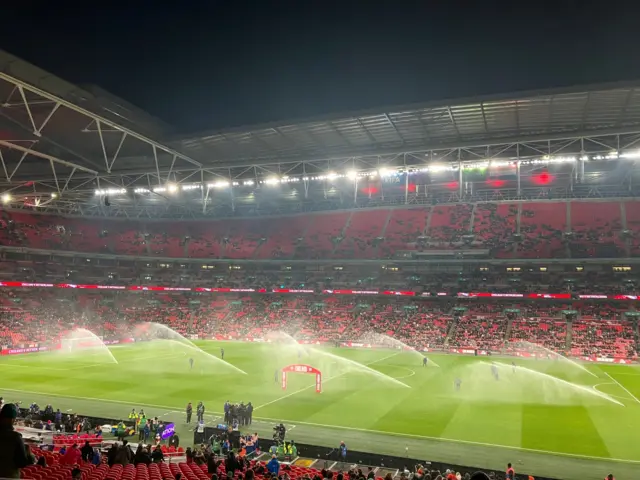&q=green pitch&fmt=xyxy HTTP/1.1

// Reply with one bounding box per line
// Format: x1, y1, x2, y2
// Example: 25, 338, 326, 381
1, 340, 640, 480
